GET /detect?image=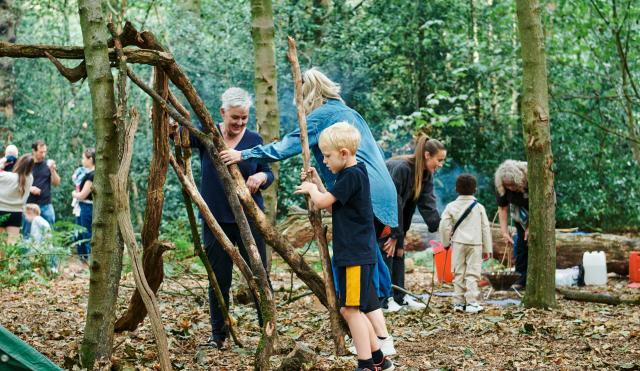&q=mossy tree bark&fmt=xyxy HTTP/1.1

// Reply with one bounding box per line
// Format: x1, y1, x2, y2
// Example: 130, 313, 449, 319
78, 0, 123, 367
0, 0, 16, 143
515, 0, 557, 309
250, 0, 280, 271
